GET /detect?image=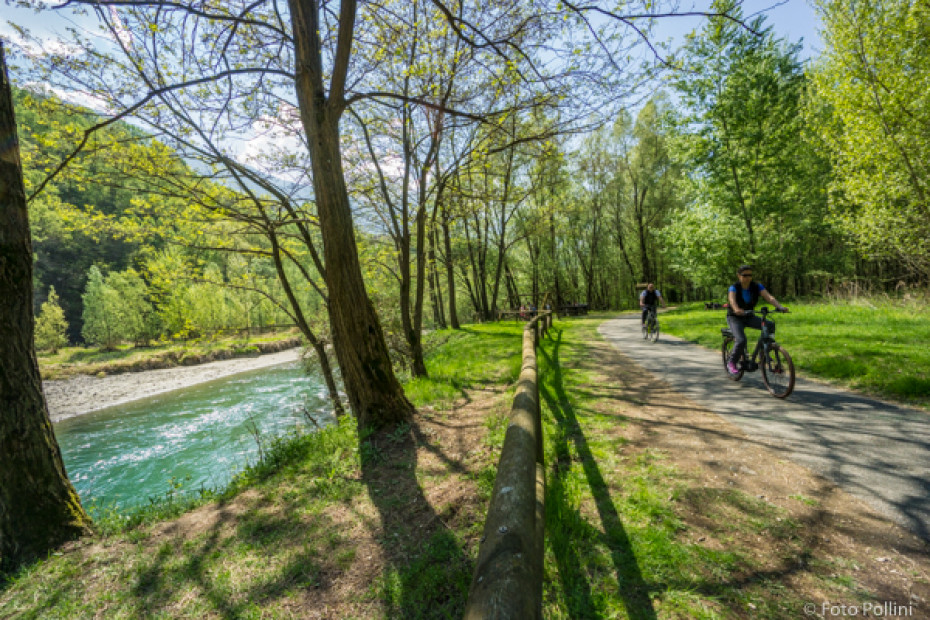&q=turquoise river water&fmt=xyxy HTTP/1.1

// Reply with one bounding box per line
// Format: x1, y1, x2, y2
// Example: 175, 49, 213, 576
53, 362, 330, 510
